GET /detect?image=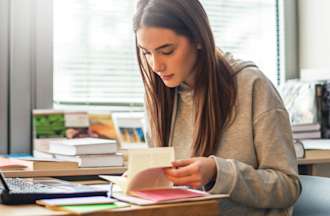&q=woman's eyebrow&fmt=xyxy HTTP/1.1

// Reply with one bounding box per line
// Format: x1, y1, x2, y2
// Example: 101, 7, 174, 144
138, 43, 174, 52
